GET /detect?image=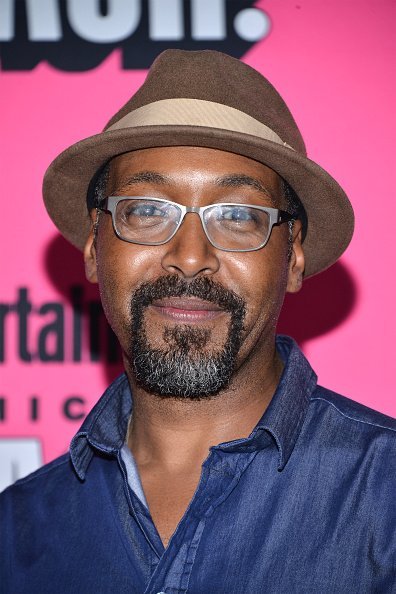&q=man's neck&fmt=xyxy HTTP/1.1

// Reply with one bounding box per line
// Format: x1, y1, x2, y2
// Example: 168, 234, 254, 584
126, 340, 283, 468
